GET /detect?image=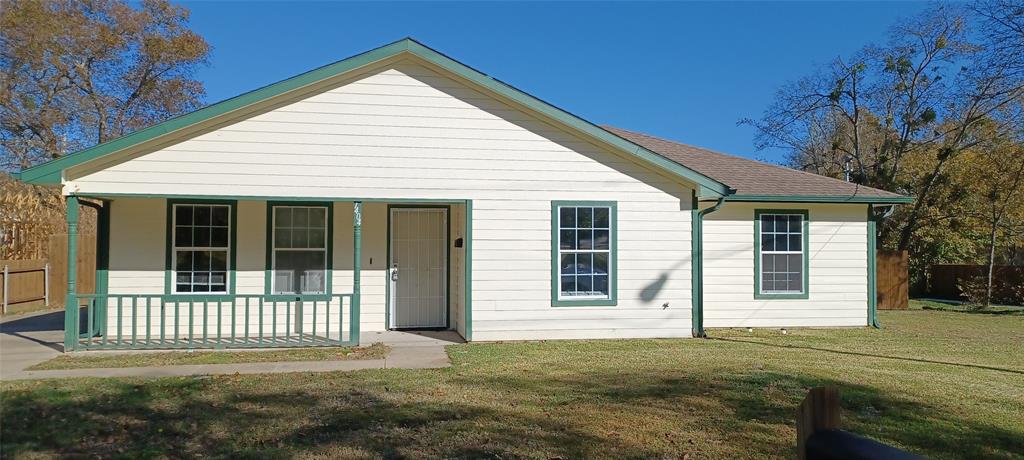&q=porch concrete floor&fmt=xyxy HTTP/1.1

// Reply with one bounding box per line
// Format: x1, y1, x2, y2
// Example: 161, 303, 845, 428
0, 310, 459, 381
